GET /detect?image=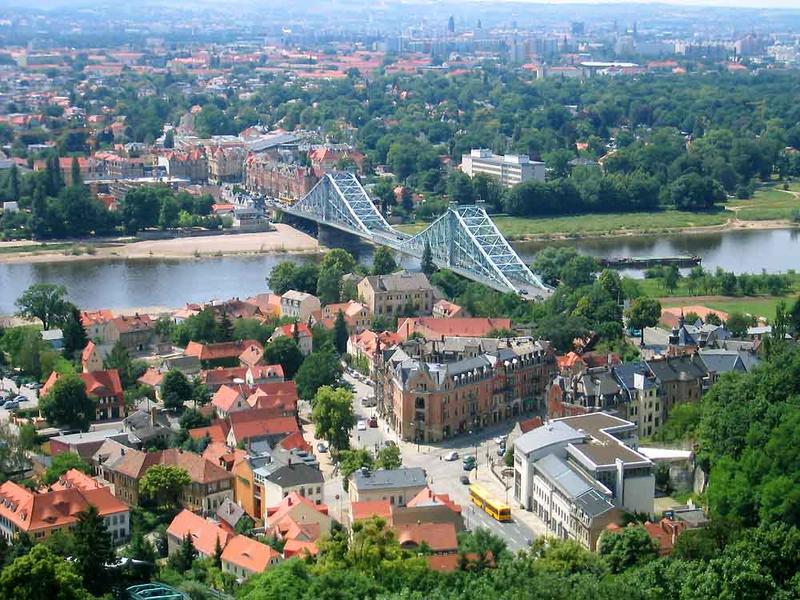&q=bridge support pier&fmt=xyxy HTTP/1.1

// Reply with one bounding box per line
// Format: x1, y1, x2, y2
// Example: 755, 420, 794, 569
318, 224, 365, 252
